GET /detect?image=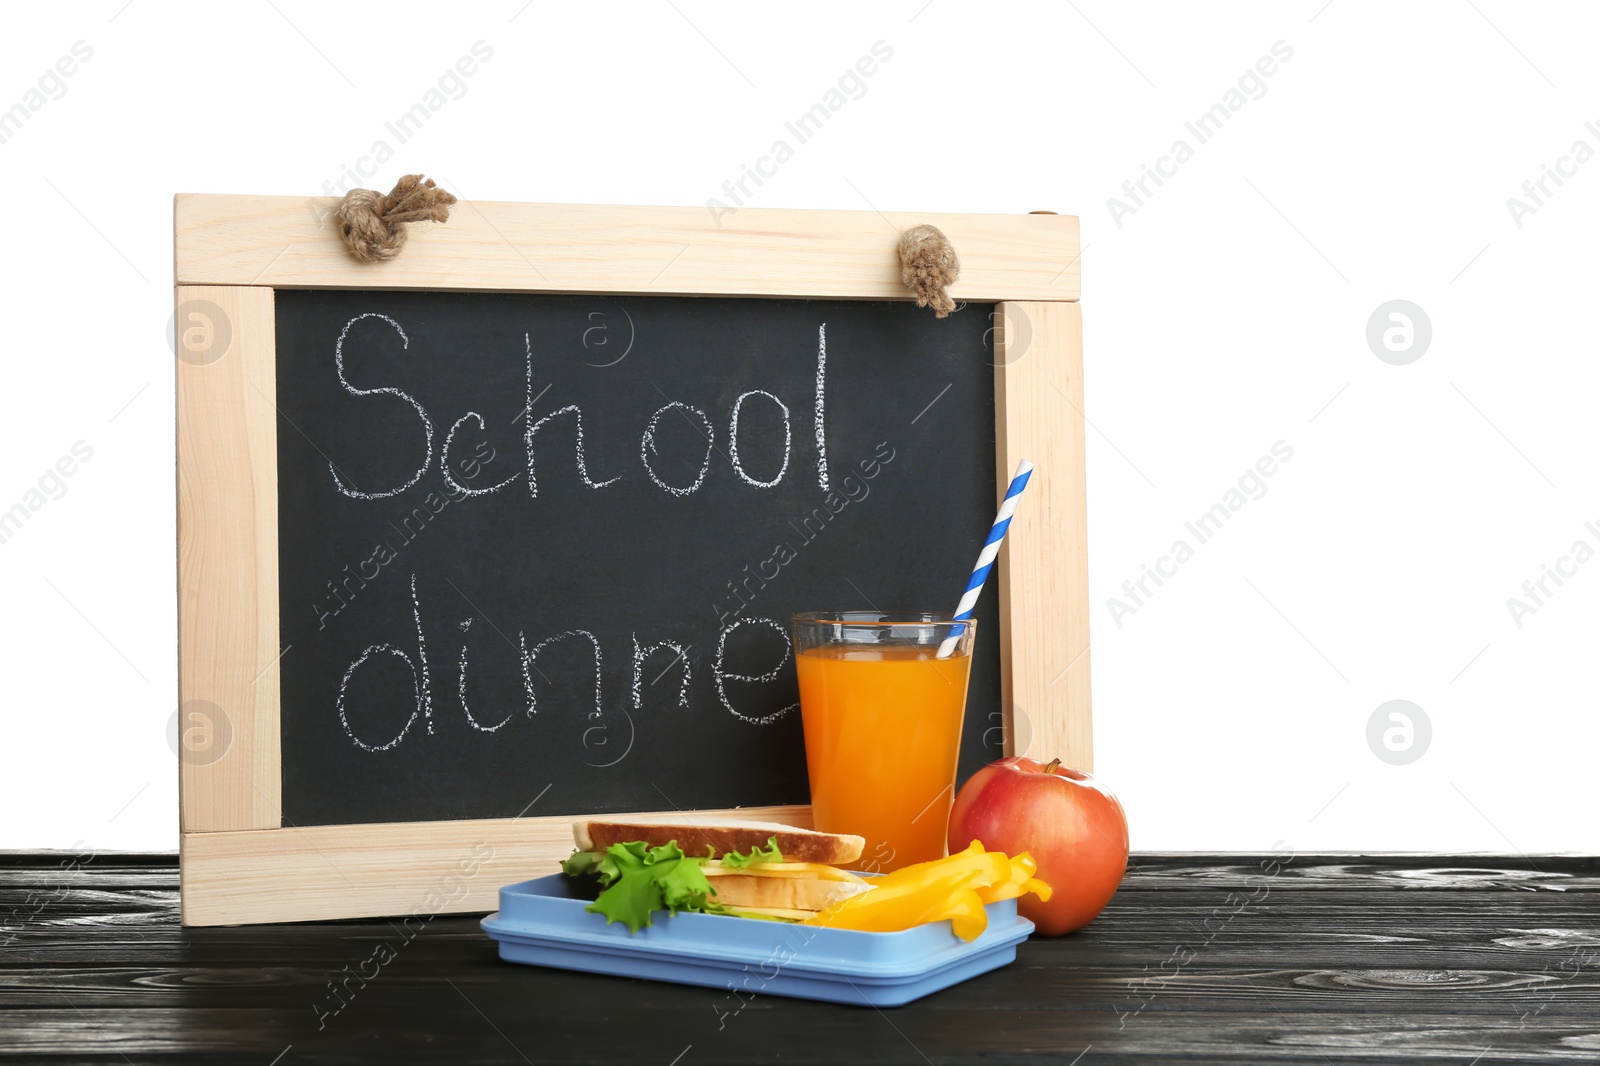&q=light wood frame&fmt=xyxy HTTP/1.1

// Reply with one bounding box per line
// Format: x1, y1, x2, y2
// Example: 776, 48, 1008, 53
175, 195, 1089, 925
